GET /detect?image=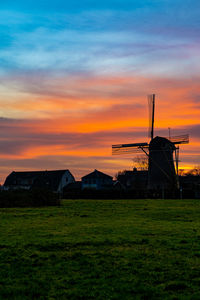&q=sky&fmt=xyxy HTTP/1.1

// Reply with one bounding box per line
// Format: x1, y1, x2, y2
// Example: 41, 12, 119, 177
0, 0, 200, 183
